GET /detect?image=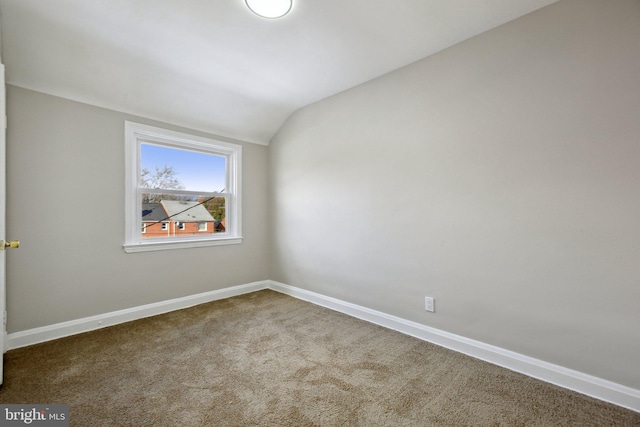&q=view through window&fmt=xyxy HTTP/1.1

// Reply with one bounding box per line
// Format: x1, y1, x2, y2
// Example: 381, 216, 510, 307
140, 144, 227, 239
